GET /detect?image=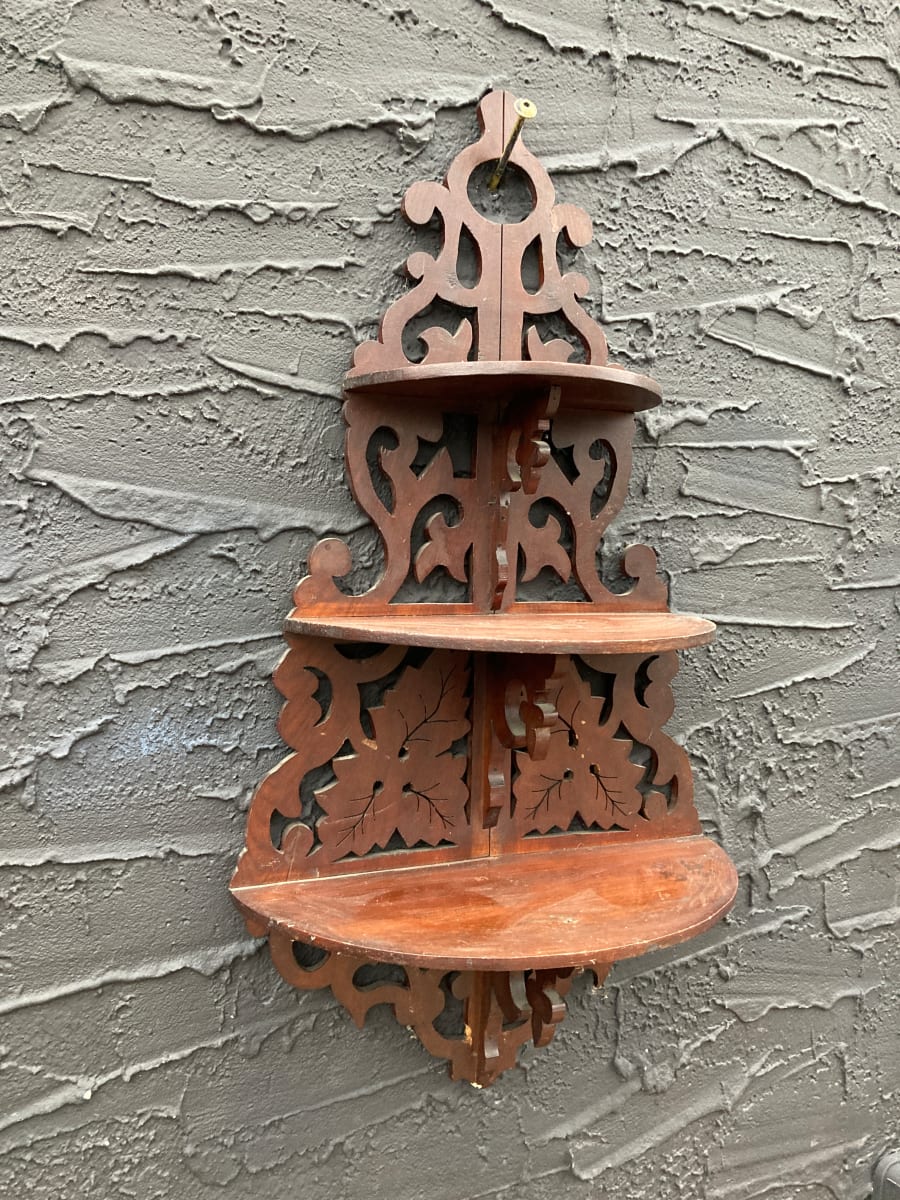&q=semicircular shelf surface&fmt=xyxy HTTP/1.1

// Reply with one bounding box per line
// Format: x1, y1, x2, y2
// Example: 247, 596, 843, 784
232, 836, 738, 972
